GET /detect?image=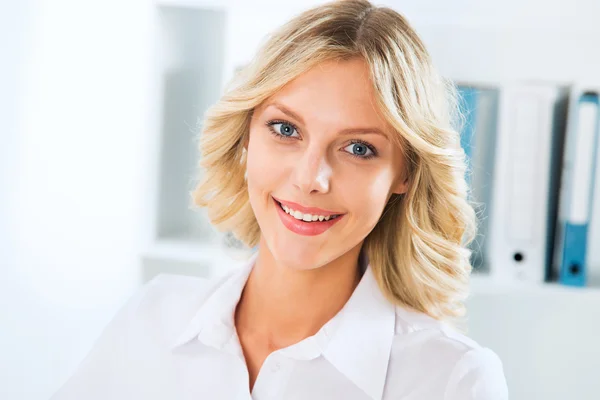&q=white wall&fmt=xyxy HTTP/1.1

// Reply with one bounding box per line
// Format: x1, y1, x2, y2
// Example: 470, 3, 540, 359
0, 0, 155, 398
